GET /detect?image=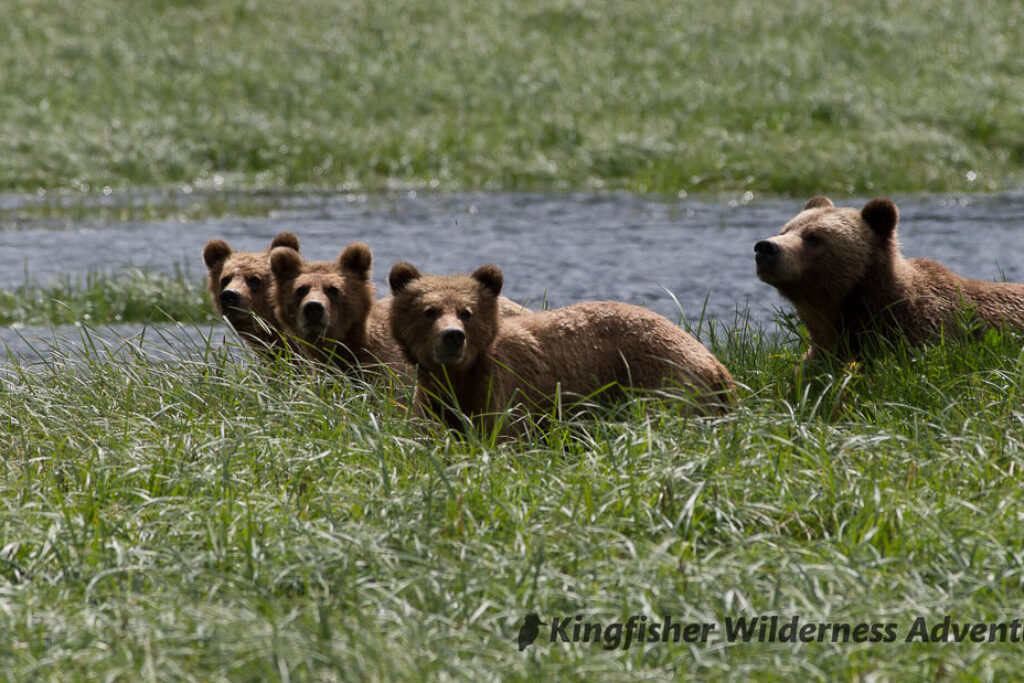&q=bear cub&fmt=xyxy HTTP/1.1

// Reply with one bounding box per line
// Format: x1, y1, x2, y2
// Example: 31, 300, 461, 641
755, 196, 1024, 362
203, 231, 300, 355
270, 243, 407, 375
388, 262, 736, 432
